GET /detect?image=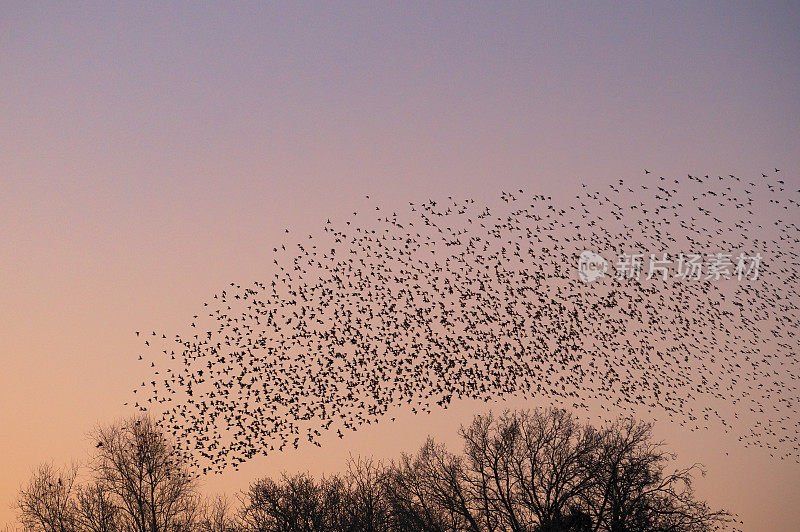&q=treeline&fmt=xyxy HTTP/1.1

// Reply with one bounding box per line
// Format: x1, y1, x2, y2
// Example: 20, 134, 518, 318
11, 409, 735, 531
